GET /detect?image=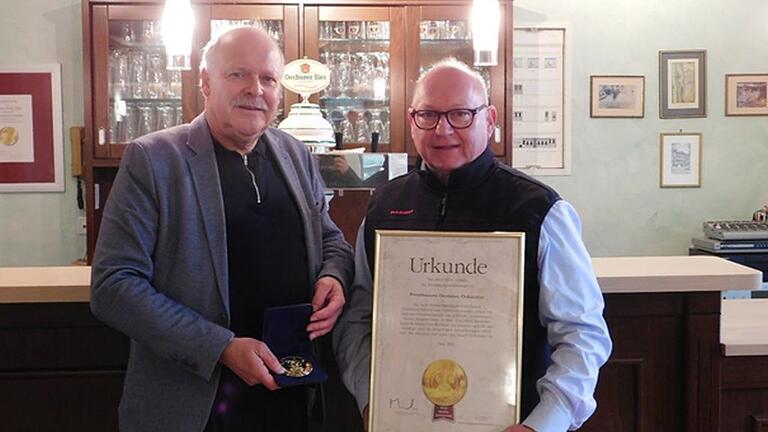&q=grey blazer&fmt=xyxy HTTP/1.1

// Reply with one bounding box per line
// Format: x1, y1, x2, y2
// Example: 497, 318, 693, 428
91, 114, 354, 432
